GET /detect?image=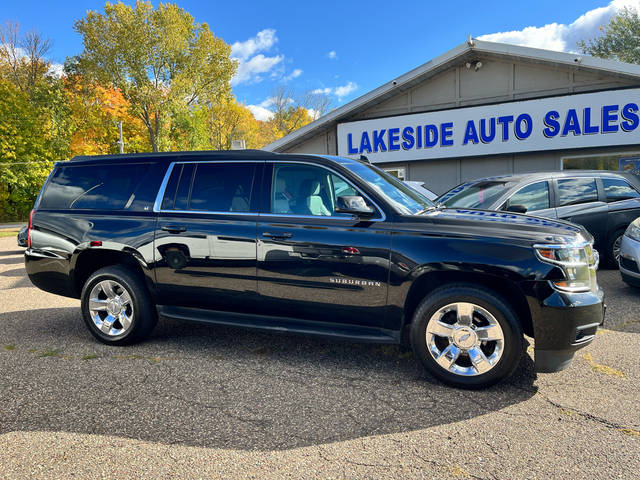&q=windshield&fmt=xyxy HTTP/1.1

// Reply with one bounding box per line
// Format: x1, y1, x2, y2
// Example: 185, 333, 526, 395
440, 181, 515, 209
341, 161, 434, 215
